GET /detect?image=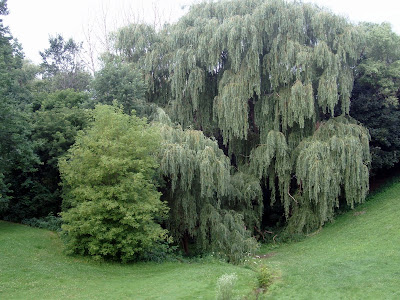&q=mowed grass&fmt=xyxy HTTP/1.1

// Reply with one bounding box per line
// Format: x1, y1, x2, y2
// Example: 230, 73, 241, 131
0, 222, 256, 299
262, 178, 400, 299
2, 179, 400, 299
